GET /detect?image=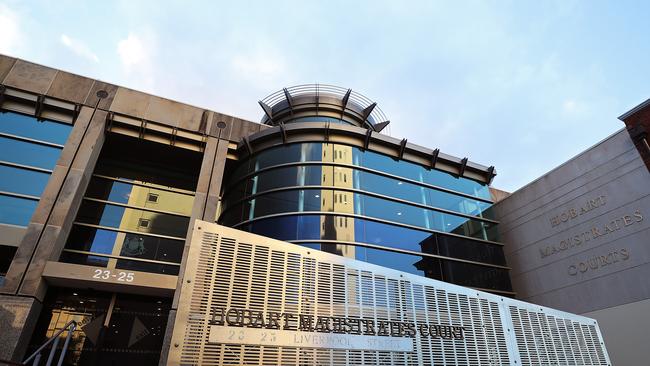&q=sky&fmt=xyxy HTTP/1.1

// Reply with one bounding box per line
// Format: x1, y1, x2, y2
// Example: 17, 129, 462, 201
0, 0, 648, 192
